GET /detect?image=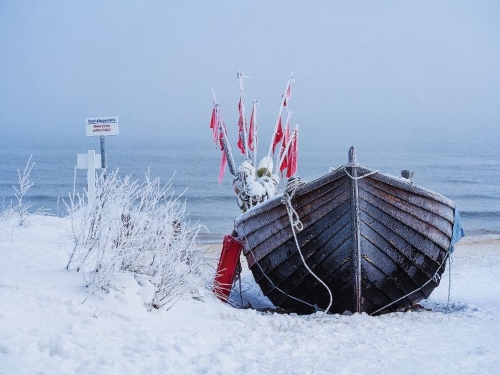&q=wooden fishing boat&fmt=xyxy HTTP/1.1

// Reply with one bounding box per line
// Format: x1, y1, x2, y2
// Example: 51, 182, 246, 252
232, 147, 463, 315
